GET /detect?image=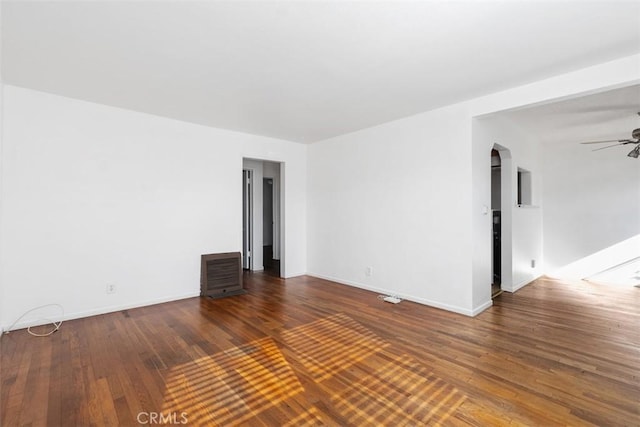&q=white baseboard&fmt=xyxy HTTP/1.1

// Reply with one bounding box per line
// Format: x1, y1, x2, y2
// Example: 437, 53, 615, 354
283, 271, 306, 279
306, 272, 484, 317
2, 273, 500, 332
2, 291, 200, 333
505, 274, 542, 293
471, 299, 493, 316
